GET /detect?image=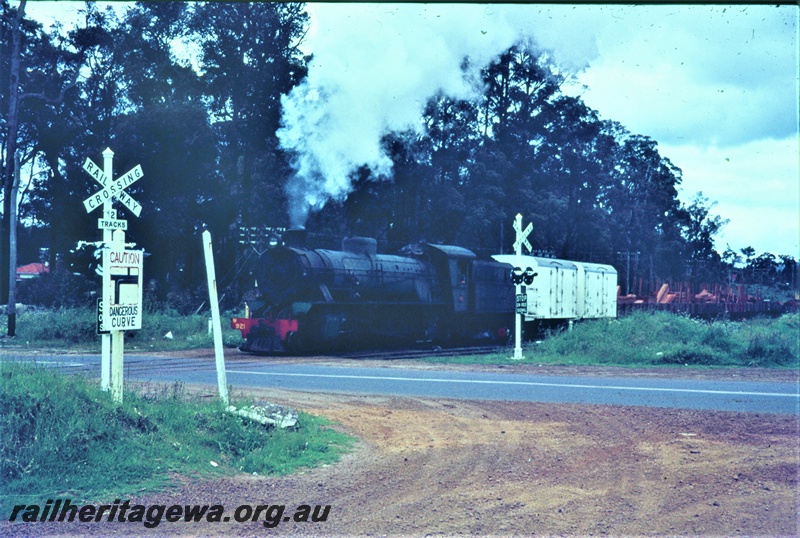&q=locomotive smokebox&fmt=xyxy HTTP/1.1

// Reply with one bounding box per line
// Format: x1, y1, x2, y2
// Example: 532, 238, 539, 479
284, 228, 307, 249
